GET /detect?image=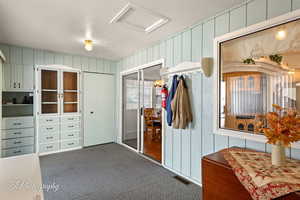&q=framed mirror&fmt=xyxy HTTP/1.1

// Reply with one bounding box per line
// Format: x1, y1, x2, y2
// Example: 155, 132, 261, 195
213, 10, 300, 147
